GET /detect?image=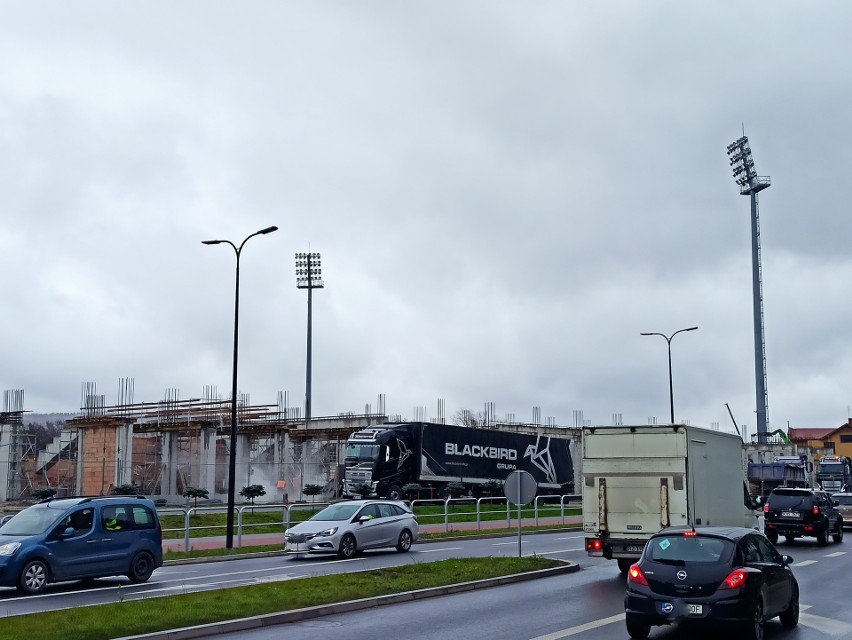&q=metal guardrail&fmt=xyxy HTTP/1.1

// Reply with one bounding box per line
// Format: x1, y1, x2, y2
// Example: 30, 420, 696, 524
158, 494, 581, 552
